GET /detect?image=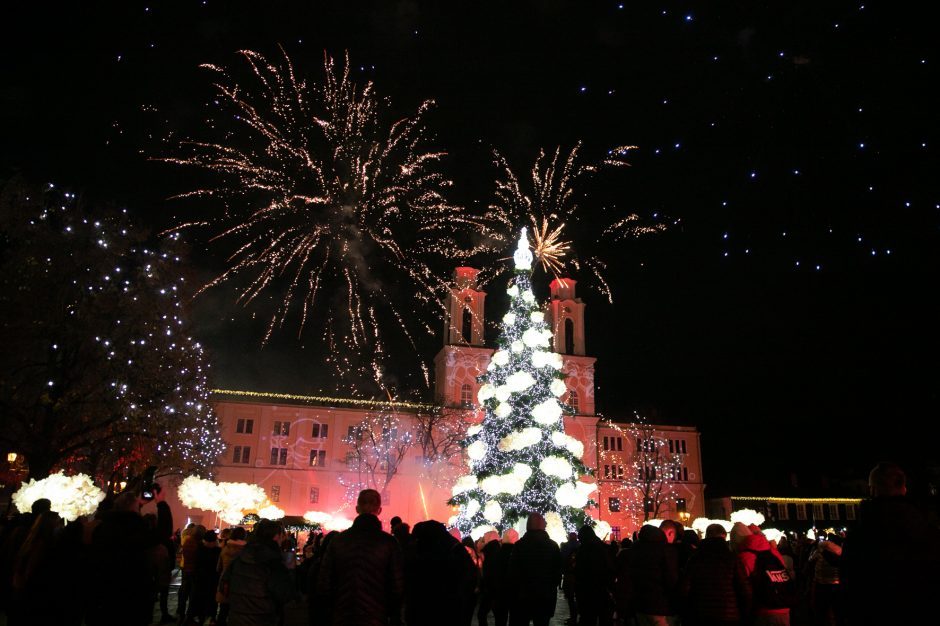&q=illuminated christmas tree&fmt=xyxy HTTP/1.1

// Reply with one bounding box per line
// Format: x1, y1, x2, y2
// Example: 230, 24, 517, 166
448, 228, 596, 543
